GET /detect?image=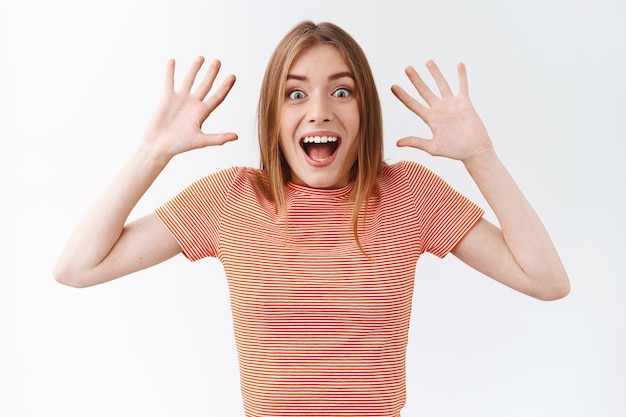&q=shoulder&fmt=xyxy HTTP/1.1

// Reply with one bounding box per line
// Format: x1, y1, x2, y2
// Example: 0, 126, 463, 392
193, 166, 273, 209
380, 160, 439, 186
206, 165, 249, 184
193, 166, 263, 191
165, 166, 259, 210
379, 160, 463, 206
